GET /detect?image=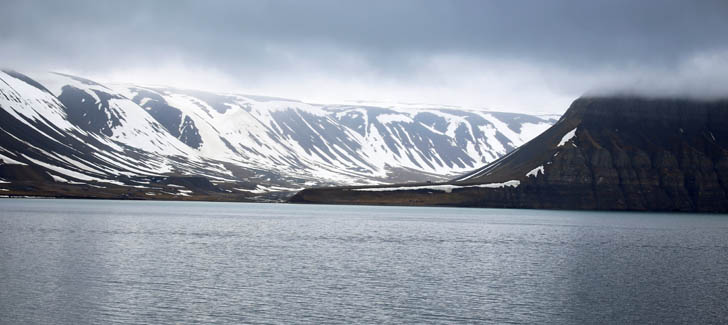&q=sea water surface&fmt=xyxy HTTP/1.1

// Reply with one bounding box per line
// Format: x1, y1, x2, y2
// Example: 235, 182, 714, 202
1, 198, 727, 324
